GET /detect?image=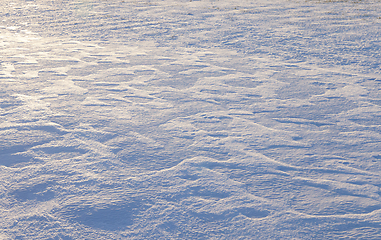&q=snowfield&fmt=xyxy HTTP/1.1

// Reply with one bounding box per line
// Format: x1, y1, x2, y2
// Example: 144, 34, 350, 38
1, 0, 381, 239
